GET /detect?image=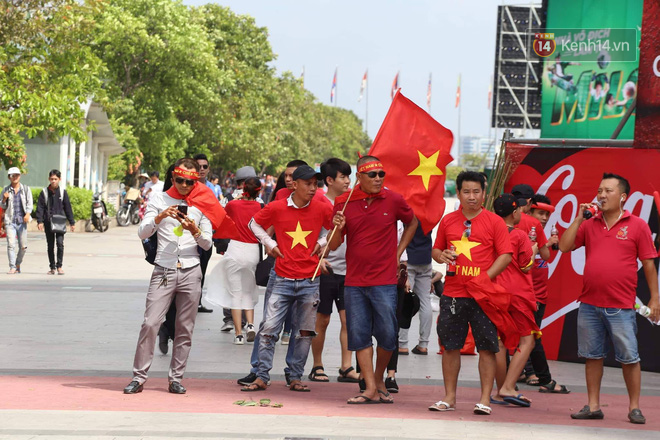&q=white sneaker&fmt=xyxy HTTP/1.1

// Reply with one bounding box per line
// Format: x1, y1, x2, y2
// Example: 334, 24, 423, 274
281, 331, 290, 345
220, 321, 233, 332
234, 334, 245, 345
246, 324, 256, 343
